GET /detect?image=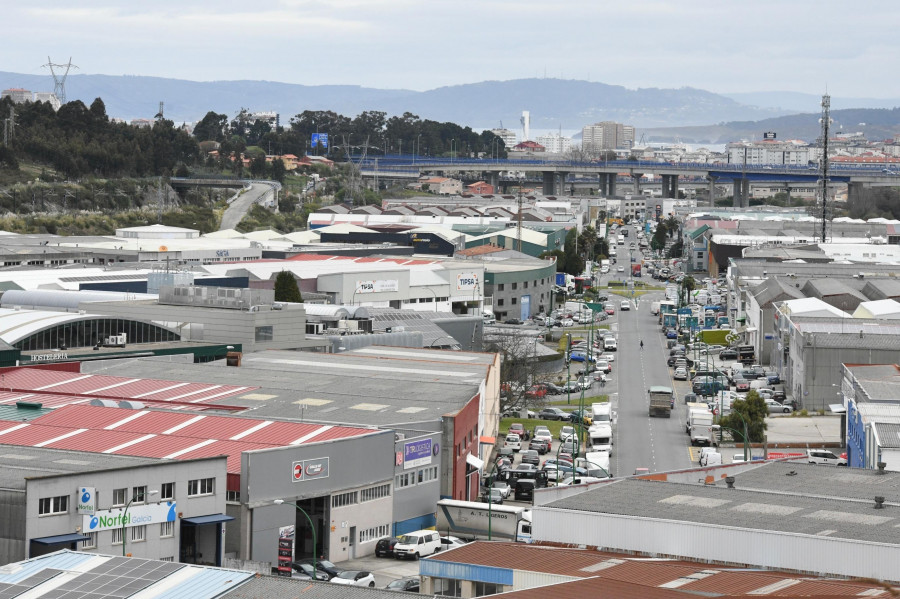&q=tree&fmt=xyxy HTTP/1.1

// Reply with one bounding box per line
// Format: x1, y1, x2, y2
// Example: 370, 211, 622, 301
486, 331, 551, 414
562, 228, 585, 276
651, 222, 668, 251
679, 275, 696, 305
274, 270, 303, 303
193, 111, 229, 143
719, 390, 767, 443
